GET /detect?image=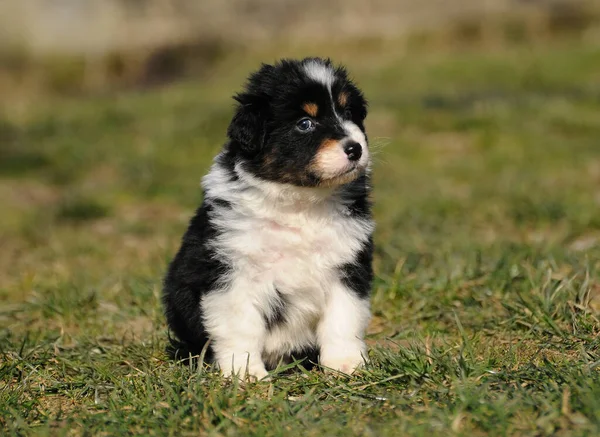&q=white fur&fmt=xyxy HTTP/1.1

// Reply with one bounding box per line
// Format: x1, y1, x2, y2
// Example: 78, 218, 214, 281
303, 61, 342, 126
201, 160, 374, 378
312, 140, 350, 180
303, 60, 335, 90
343, 121, 370, 169
318, 281, 371, 373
